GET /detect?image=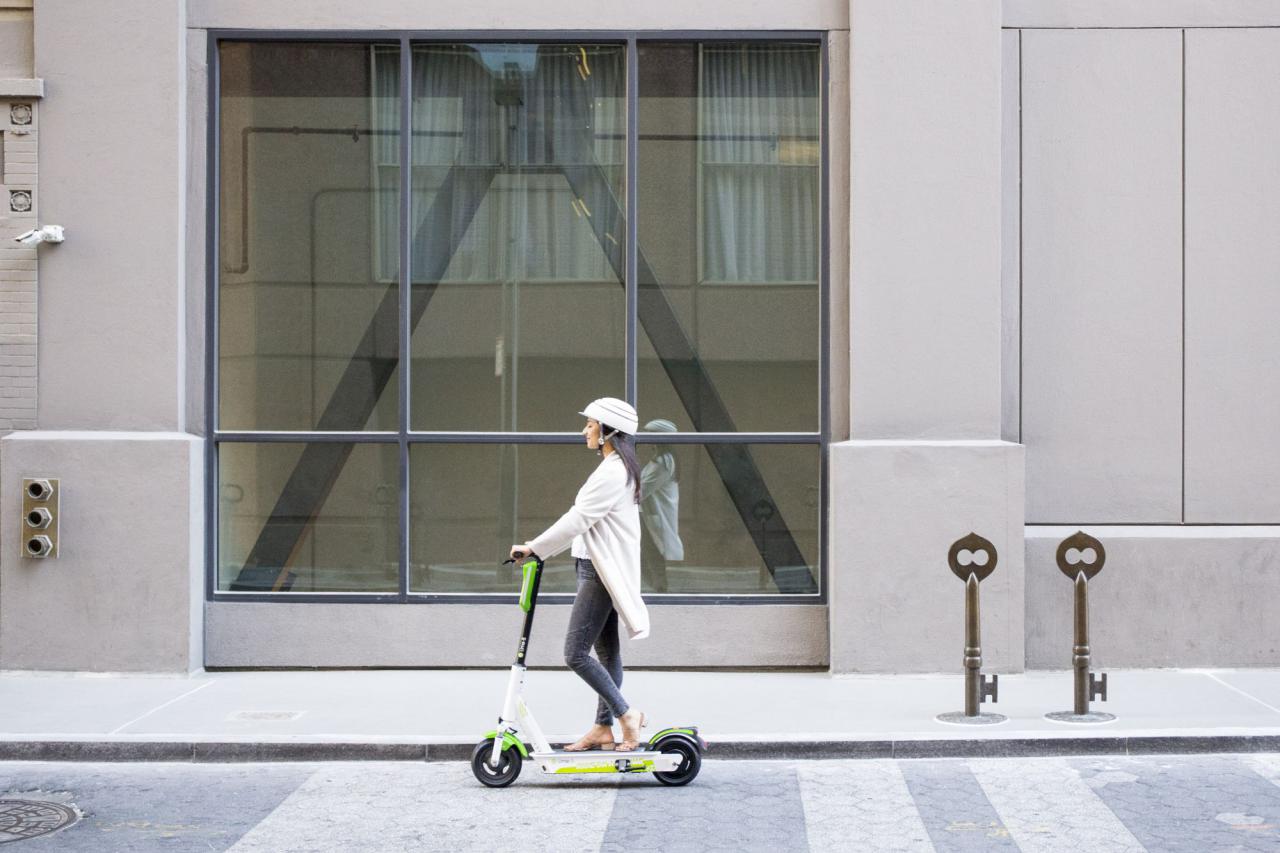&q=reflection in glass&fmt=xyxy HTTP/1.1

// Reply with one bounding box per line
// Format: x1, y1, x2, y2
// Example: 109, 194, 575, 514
218, 443, 400, 592
646, 442, 820, 594
639, 418, 684, 592
405, 44, 627, 432
410, 441, 819, 595
636, 42, 821, 432
218, 42, 400, 431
